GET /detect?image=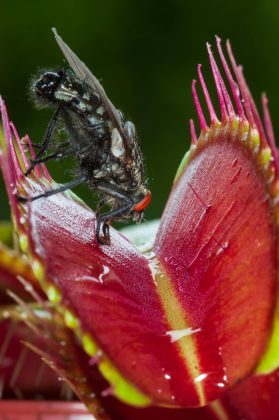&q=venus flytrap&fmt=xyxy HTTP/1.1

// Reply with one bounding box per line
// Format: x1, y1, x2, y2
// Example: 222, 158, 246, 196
1, 36, 279, 419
